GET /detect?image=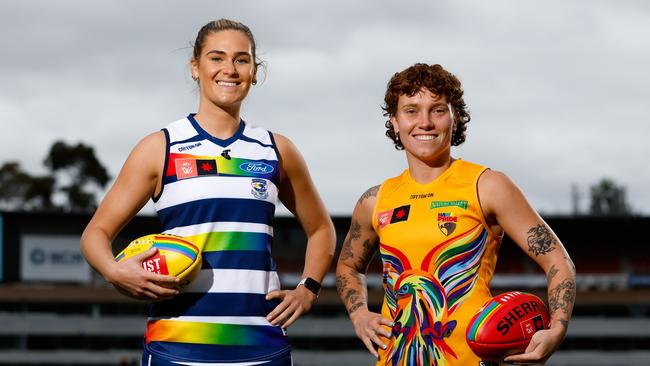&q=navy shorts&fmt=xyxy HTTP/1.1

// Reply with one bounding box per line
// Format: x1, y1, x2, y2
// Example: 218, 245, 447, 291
141, 347, 292, 366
